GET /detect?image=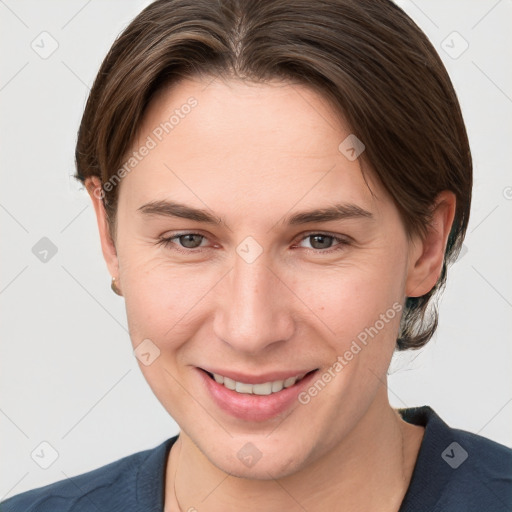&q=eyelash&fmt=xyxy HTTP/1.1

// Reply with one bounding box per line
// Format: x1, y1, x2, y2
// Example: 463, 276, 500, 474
156, 231, 351, 255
